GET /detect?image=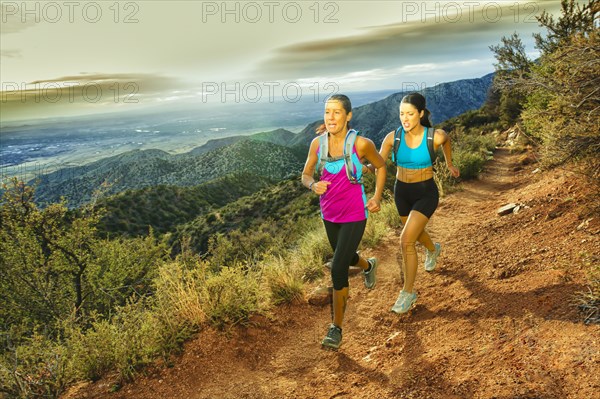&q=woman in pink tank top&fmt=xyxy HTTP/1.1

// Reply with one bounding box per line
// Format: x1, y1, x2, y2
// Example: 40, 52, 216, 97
301, 94, 386, 350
